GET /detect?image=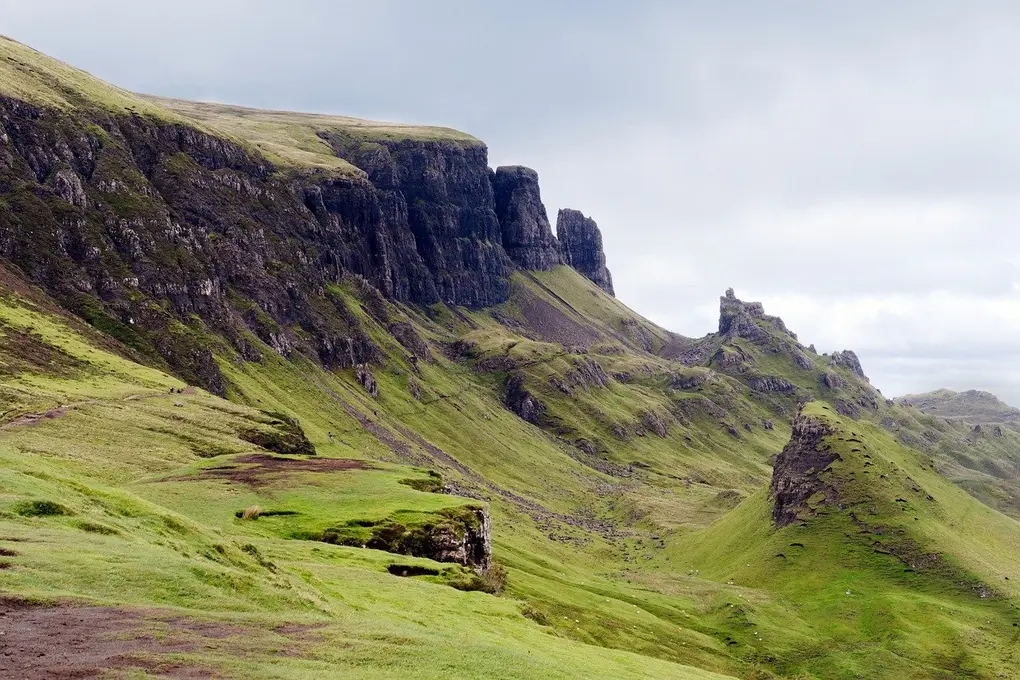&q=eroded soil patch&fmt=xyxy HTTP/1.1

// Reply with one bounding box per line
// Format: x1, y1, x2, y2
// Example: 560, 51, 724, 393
0, 598, 323, 678
173, 453, 370, 487
0, 599, 224, 678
